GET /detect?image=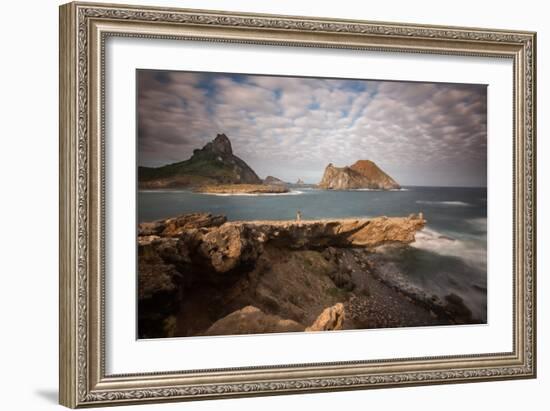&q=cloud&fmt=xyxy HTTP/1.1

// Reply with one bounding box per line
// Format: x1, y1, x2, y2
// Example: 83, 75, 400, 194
137, 70, 487, 186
